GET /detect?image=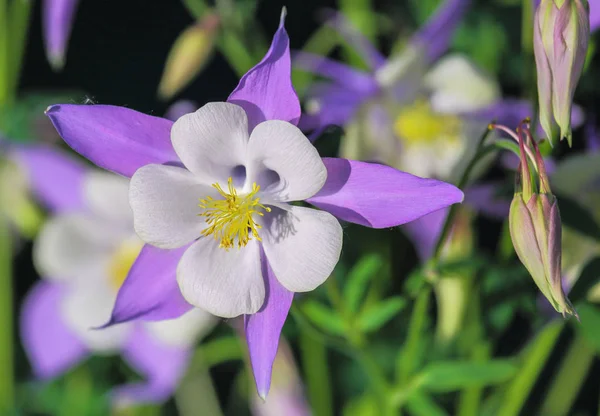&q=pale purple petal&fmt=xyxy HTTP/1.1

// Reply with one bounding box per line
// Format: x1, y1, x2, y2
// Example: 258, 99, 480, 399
306, 158, 464, 228
591, 1, 600, 31
245, 252, 294, 399
43, 0, 79, 70
323, 11, 386, 70
464, 183, 511, 219
402, 209, 447, 261
113, 325, 191, 405
292, 52, 379, 93
107, 244, 193, 325
298, 83, 369, 131
46, 104, 178, 177
11, 145, 86, 213
20, 282, 88, 379
227, 10, 300, 130
412, 0, 471, 63
164, 100, 198, 122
